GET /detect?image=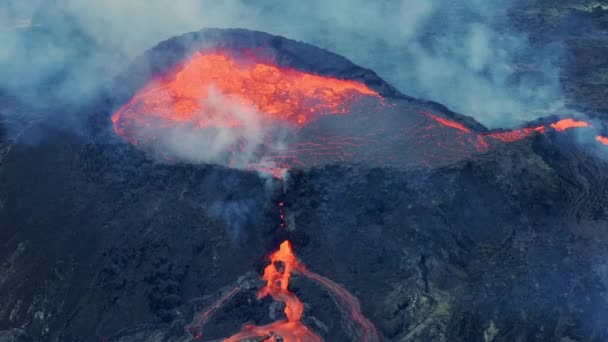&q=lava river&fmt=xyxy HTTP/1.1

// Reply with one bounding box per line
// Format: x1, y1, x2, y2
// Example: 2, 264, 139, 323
221, 240, 380, 342
186, 201, 380, 341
